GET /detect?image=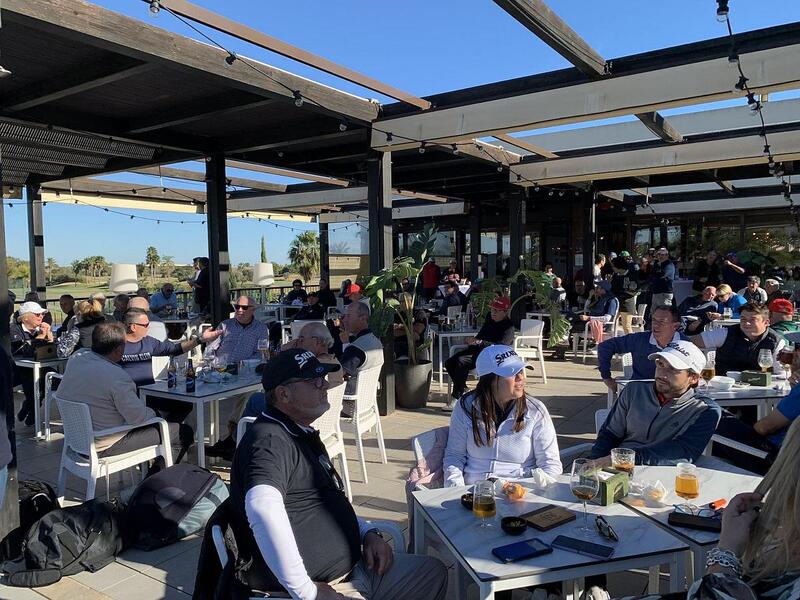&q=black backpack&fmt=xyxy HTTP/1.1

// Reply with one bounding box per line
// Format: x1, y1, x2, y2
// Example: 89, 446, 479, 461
1, 499, 125, 587
0, 480, 60, 562
126, 463, 229, 550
